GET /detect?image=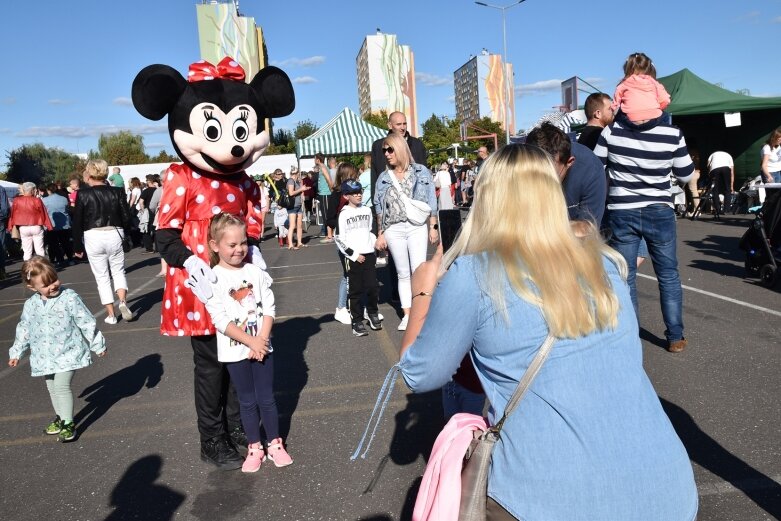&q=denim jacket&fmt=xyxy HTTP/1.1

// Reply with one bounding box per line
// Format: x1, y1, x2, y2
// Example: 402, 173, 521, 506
9, 288, 106, 377
374, 163, 438, 222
